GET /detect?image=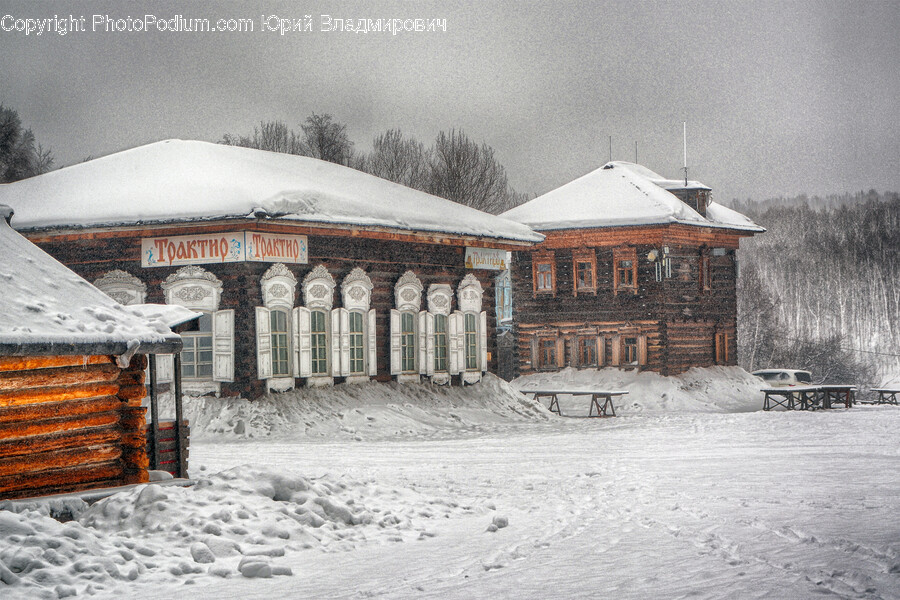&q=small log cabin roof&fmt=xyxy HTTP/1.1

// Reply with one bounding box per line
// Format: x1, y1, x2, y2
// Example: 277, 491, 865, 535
0, 139, 542, 246
0, 206, 182, 356
500, 161, 764, 234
